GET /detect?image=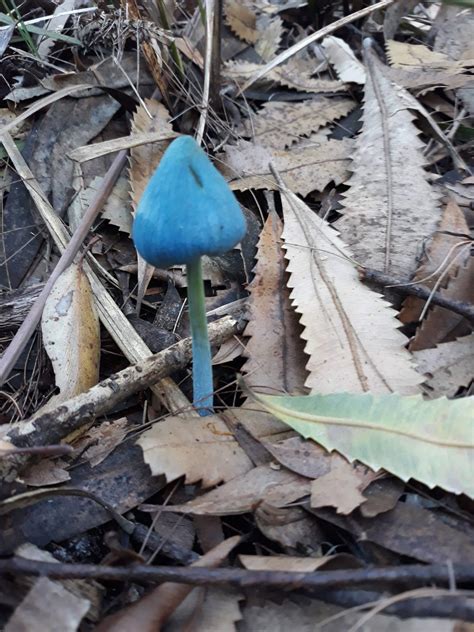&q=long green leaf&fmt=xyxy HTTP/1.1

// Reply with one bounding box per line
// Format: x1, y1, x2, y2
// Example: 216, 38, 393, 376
0, 14, 81, 45
252, 390, 474, 497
